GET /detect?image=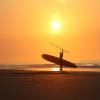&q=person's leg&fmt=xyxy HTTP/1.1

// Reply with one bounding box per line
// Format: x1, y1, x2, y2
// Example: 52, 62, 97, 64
60, 63, 63, 71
